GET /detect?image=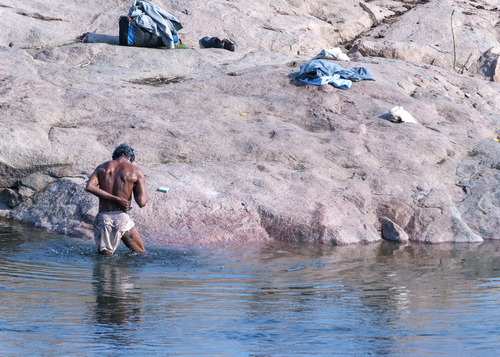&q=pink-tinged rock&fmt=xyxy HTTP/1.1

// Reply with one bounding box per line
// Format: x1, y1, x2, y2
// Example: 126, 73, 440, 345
2, 1, 500, 245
